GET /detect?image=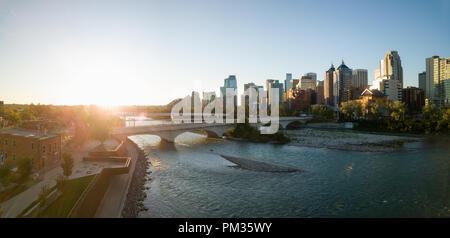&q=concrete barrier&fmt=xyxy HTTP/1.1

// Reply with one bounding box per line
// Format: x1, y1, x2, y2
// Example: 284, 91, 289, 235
68, 156, 131, 218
